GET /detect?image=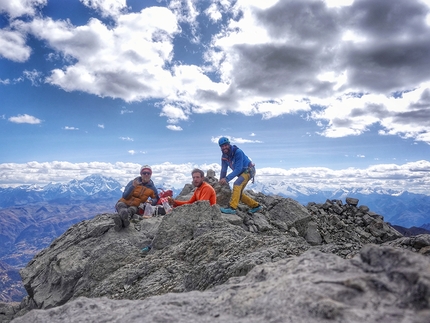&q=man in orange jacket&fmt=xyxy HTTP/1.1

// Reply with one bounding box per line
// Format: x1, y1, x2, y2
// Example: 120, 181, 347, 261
169, 168, 216, 206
